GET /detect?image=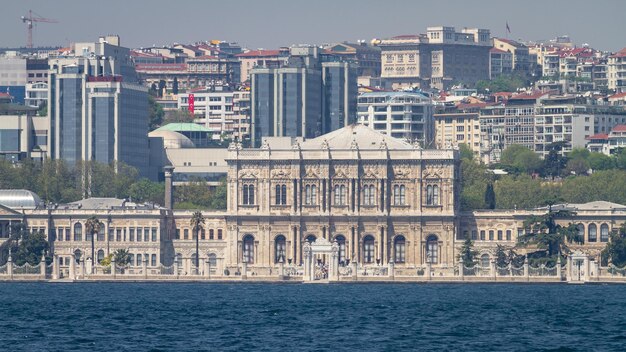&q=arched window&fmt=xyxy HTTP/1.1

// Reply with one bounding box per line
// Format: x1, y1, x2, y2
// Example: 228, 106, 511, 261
335, 235, 346, 264
588, 224, 597, 242
489, 230, 494, 241
394, 235, 406, 263
305, 185, 317, 205
601, 224, 610, 242
275, 184, 287, 205
363, 185, 376, 206
426, 185, 439, 205
243, 235, 255, 264
136, 254, 142, 266
243, 184, 255, 205
426, 235, 438, 264
274, 235, 286, 263
208, 253, 217, 267
128, 253, 134, 266
97, 224, 105, 241
506, 230, 512, 241
497, 230, 503, 241
201, 228, 206, 240
97, 250, 105, 264
151, 254, 157, 267
73, 223, 83, 241
363, 235, 375, 264
305, 235, 317, 243
480, 254, 490, 268
577, 223, 585, 243
334, 185, 346, 206
74, 249, 82, 263
393, 185, 406, 206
